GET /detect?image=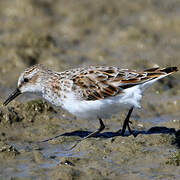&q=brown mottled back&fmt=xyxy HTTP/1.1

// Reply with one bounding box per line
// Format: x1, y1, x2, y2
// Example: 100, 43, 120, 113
71, 66, 178, 100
